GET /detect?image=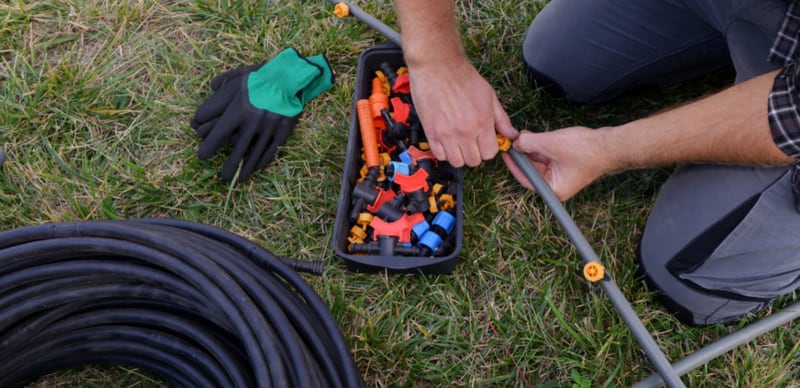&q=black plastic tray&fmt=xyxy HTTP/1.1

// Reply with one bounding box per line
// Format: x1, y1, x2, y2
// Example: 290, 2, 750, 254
332, 43, 463, 274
